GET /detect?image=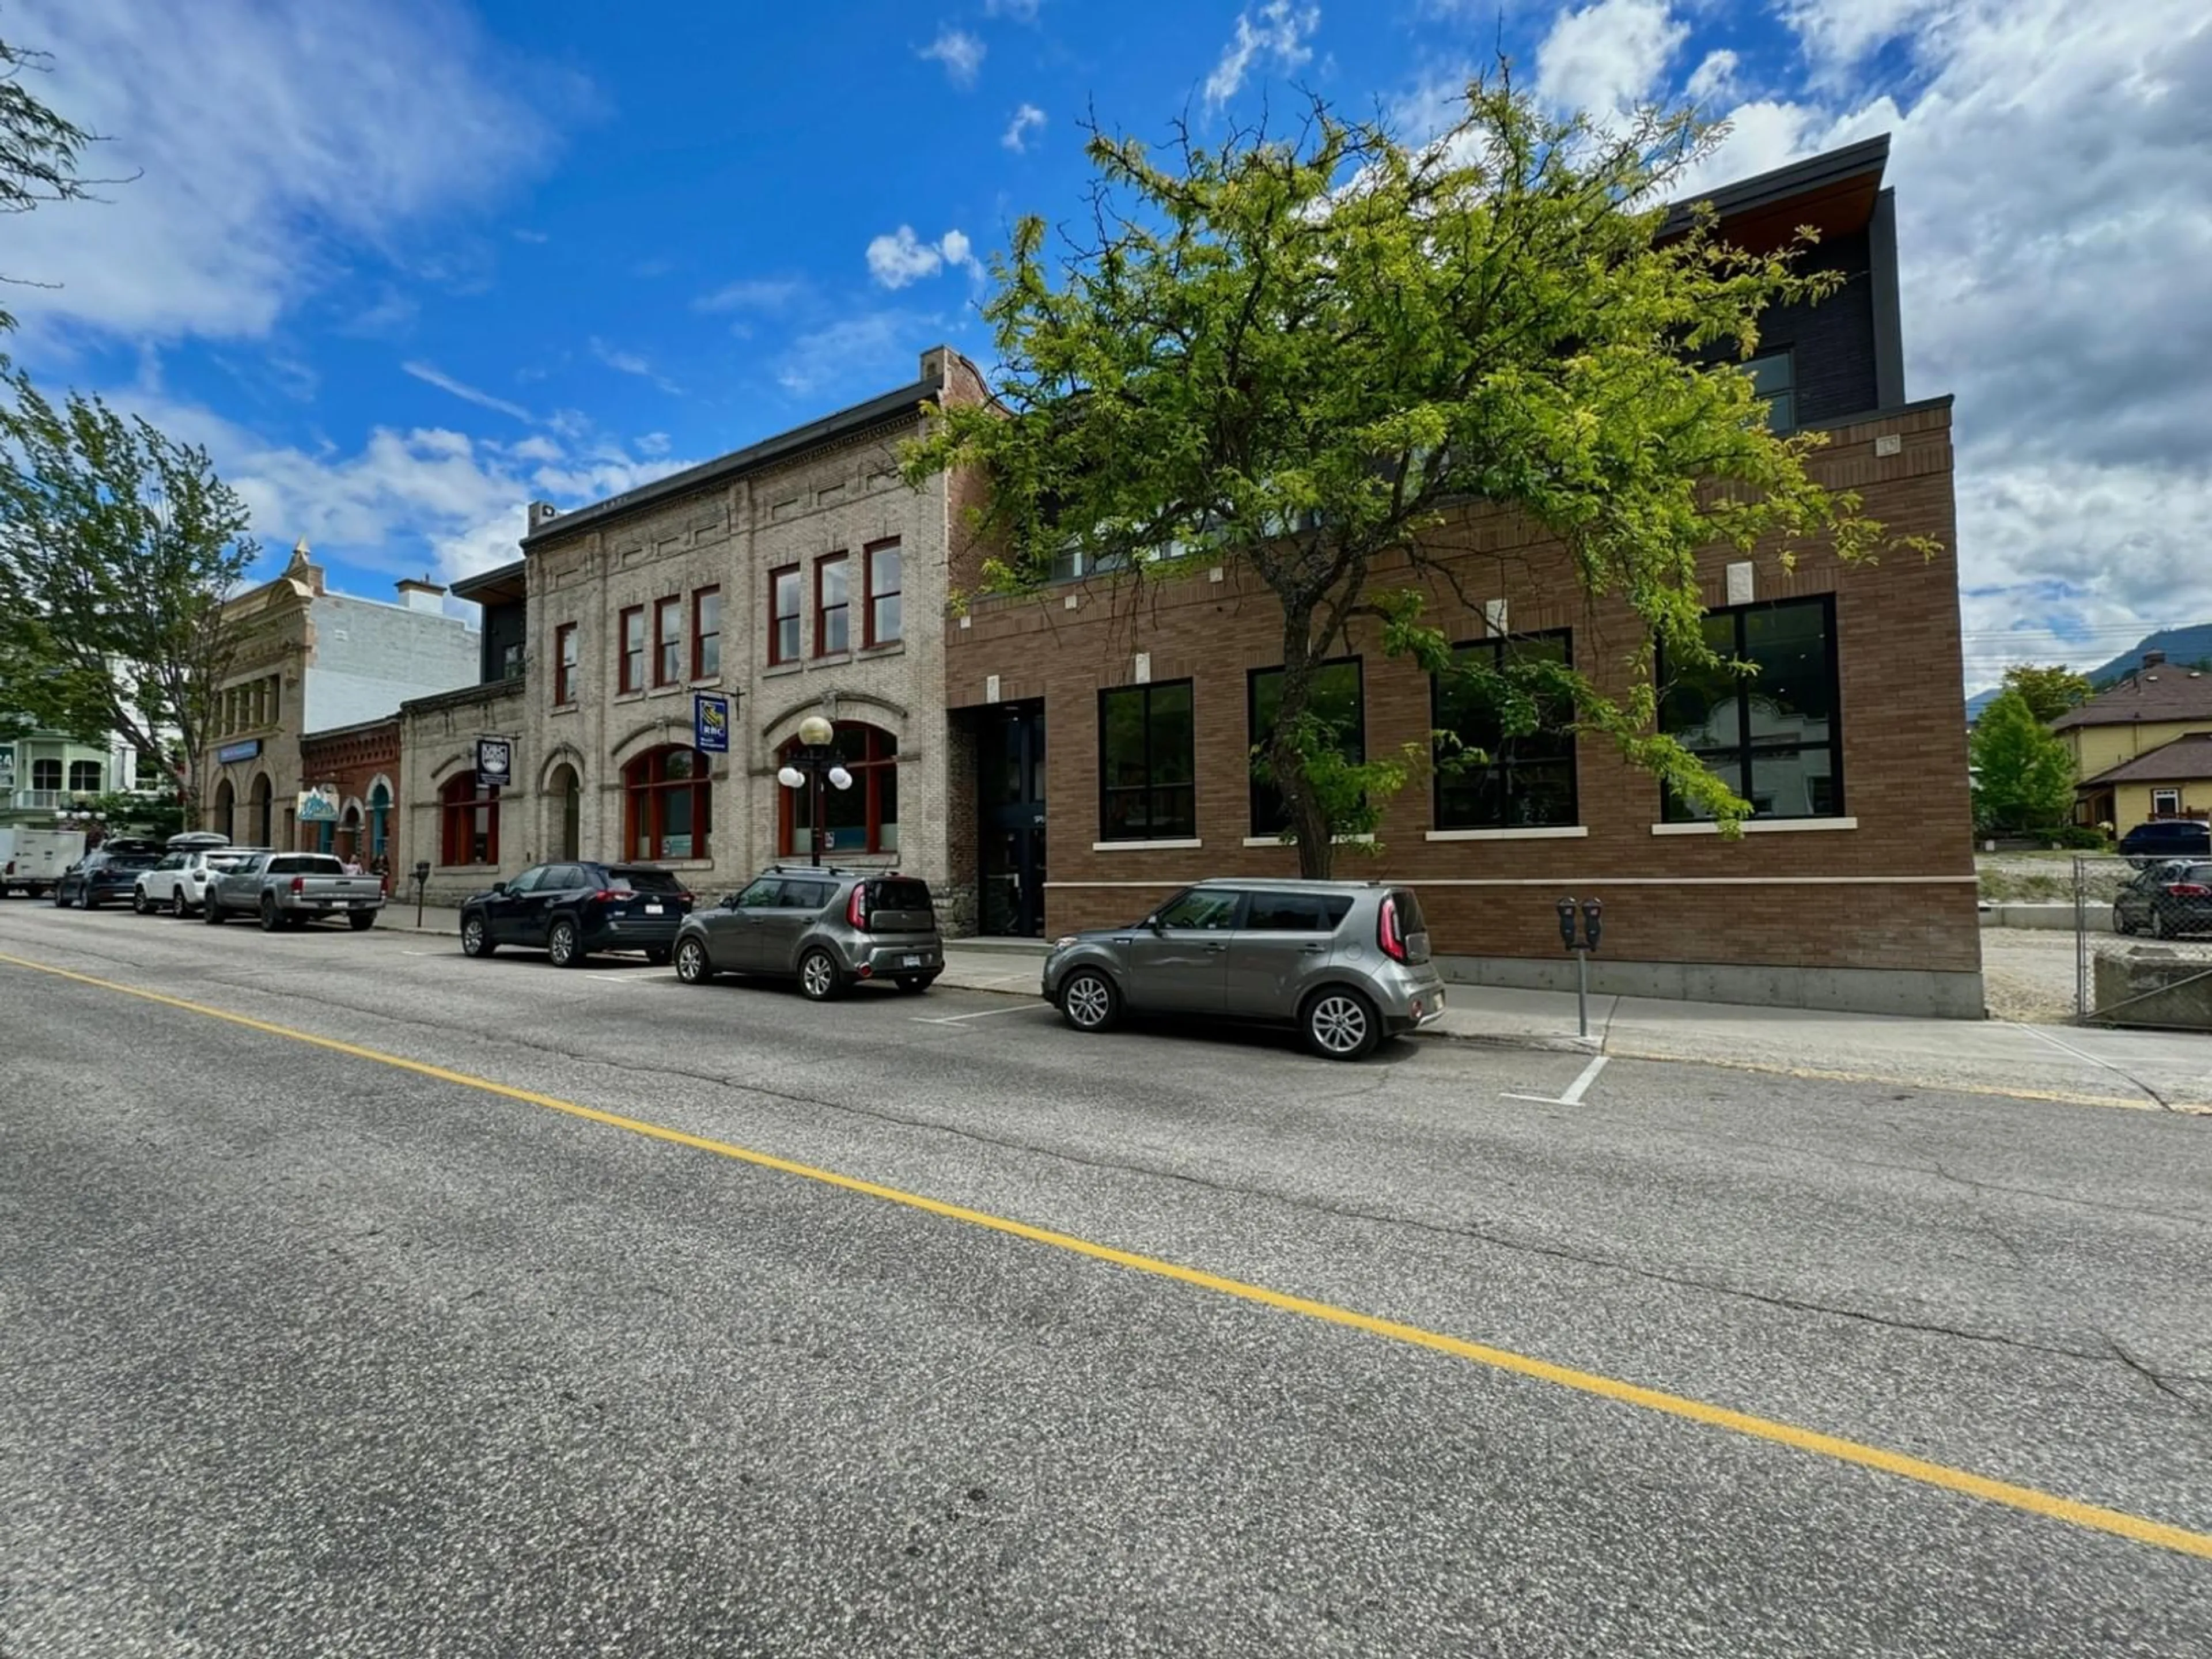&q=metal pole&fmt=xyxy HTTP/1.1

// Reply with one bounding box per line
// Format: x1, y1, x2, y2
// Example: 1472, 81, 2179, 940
810, 759, 822, 866
415, 878, 425, 930
2074, 854, 2087, 1020
1575, 946, 1589, 1039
